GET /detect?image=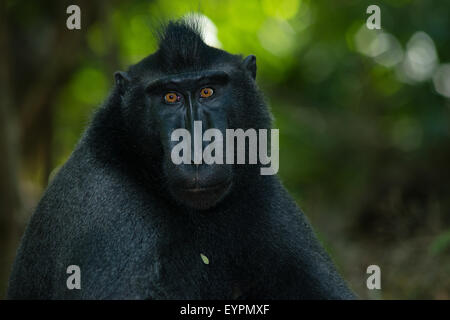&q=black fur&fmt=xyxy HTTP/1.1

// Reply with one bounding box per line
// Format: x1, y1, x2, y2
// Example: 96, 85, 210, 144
7, 20, 355, 299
